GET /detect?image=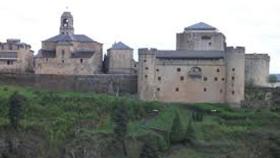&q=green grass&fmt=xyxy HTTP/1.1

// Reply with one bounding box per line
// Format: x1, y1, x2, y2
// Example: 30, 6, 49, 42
0, 85, 279, 158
